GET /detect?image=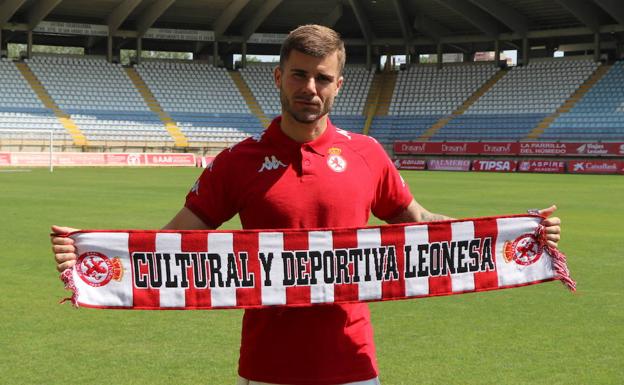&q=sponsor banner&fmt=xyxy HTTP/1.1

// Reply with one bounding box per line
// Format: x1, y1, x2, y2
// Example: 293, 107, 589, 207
394, 141, 519, 155
0, 152, 196, 167
0, 153, 10, 165
472, 160, 518, 172
519, 142, 624, 157
248, 33, 288, 45
480, 142, 519, 156
509, 142, 566, 156
439, 142, 481, 155
518, 160, 566, 173
145, 153, 196, 166
394, 141, 443, 155
144, 28, 214, 42
395, 141, 624, 157
567, 160, 624, 174
427, 159, 471, 171
571, 142, 624, 157
393, 159, 426, 170
34, 21, 108, 37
